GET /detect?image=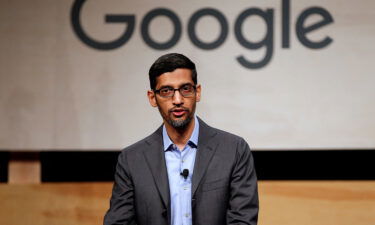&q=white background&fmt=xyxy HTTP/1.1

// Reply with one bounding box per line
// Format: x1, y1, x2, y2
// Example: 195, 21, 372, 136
0, 0, 374, 150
